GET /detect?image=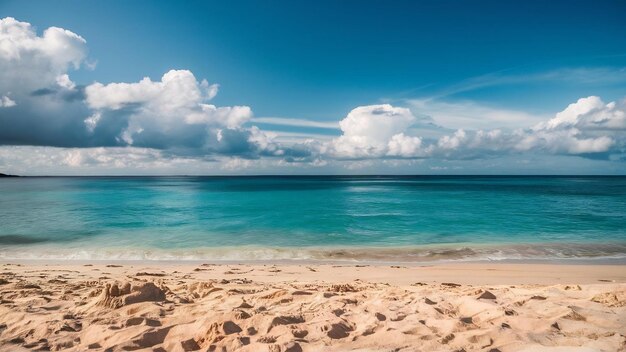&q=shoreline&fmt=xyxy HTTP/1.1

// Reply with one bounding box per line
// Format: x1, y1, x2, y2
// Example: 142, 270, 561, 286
3, 256, 626, 266
2, 241, 626, 264
2, 260, 626, 286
